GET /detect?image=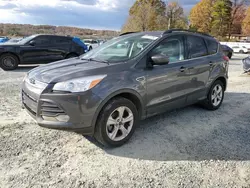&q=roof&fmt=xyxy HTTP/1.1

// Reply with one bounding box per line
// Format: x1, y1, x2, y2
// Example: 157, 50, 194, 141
120, 29, 215, 40
32, 34, 73, 38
